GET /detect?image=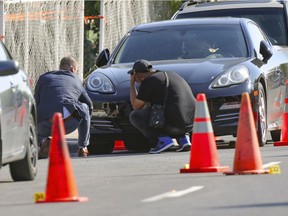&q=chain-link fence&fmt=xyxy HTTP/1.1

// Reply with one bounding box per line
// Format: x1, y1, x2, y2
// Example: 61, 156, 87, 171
1, 0, 84, 86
